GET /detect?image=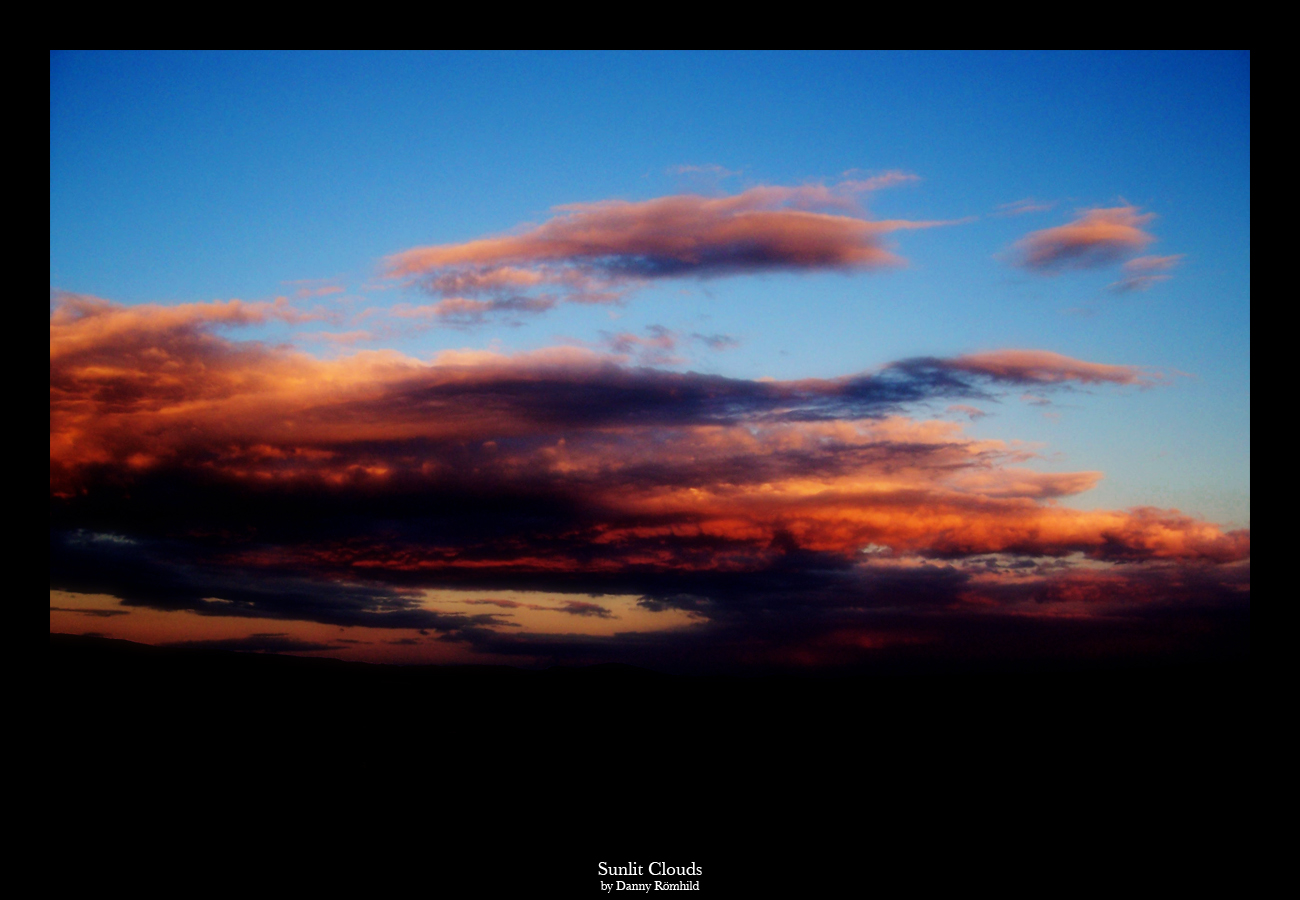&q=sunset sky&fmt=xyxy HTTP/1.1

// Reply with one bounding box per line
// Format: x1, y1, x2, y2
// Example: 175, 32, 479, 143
50, 51, 1250, 670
